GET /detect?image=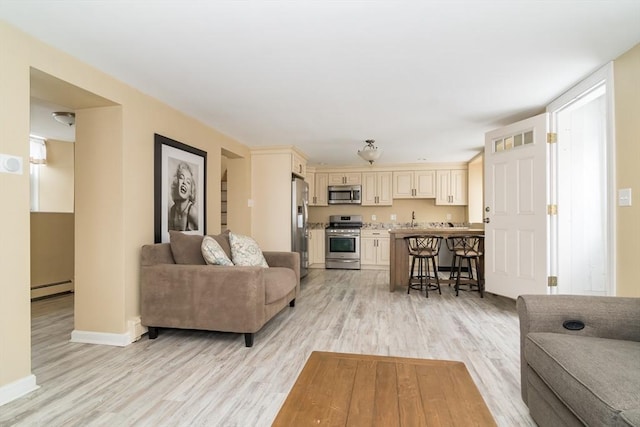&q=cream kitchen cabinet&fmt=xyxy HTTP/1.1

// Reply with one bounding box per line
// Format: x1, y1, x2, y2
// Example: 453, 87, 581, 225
436, 169, 468, 205
362, 171, 392, 206
328, 172, 361, 185
360, 229, 390, 267
292, 151, 306, 178
308, 228, 325, 266
311, 172, 328, 206
392, 170, 436, 199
